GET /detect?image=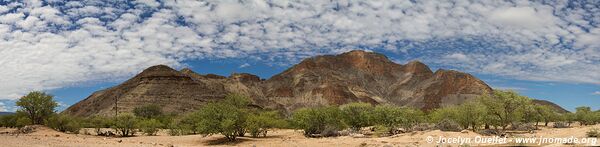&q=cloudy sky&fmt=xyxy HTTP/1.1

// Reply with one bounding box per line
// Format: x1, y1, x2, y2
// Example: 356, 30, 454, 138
0, 0, 599, 112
